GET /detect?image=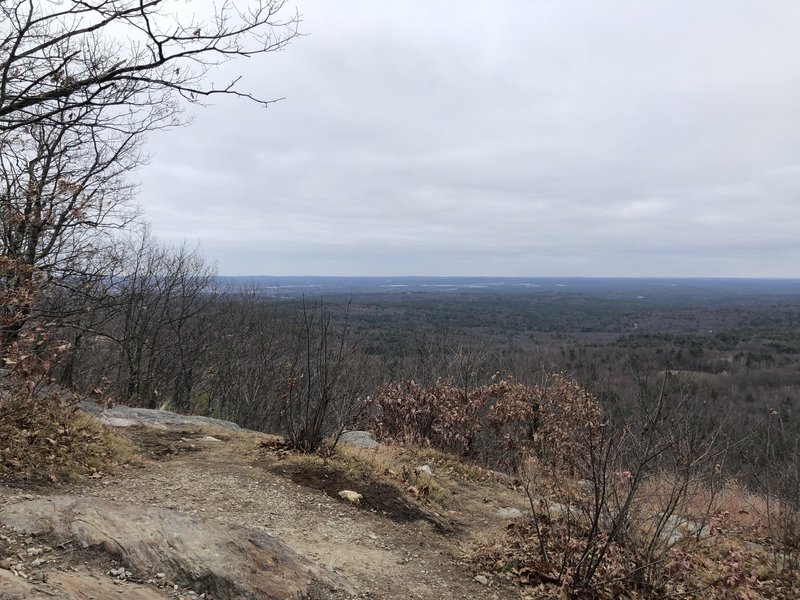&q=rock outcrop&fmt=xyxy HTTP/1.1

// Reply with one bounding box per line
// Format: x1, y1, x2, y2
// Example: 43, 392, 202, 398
0, 569, 171, 600
78, 400, 242, 431
338, 431, 378, 449
0, 496, 349, 600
